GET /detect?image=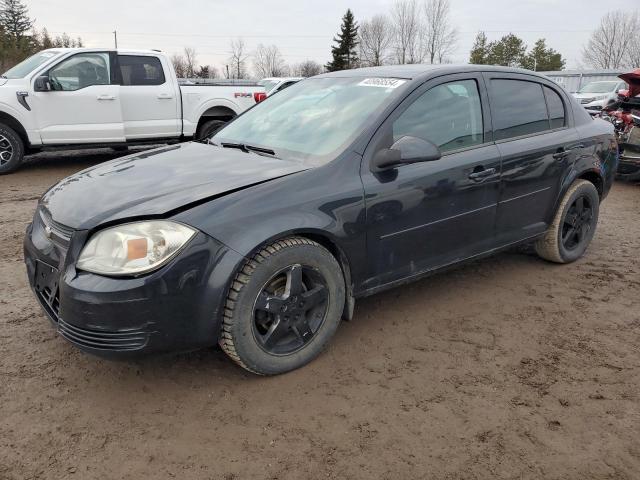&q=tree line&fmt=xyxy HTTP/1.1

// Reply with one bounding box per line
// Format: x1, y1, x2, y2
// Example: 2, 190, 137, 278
1, 0, 638, 80
0, 0, 83, 72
